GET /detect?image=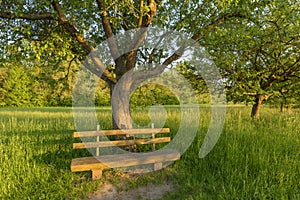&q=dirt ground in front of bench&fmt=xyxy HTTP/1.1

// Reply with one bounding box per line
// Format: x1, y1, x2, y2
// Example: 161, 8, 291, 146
89, 171, 175, 200
90, 182, 174, 200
